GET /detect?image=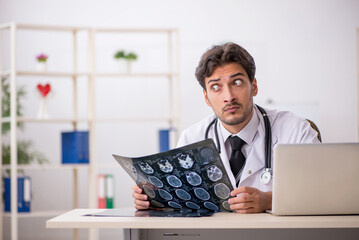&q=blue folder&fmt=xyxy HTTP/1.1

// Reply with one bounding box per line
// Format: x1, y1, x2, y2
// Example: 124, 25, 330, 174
61, 131, 89, 164
4, 176, 31, 212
